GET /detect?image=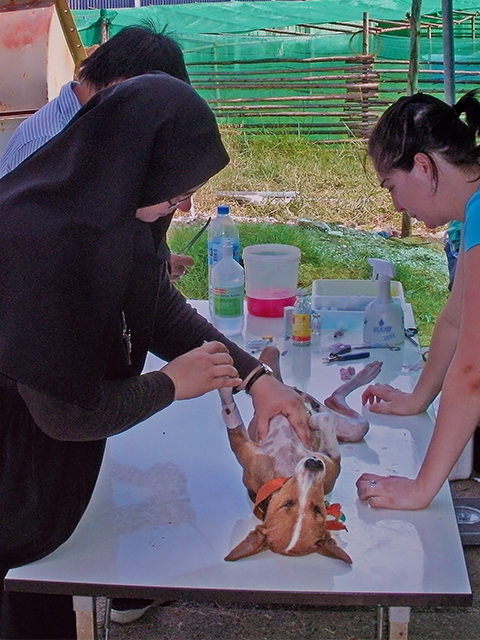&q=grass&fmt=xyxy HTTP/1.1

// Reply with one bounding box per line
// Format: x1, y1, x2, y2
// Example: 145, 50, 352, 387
168, 130, 450, 346
189, 128, 403, 229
